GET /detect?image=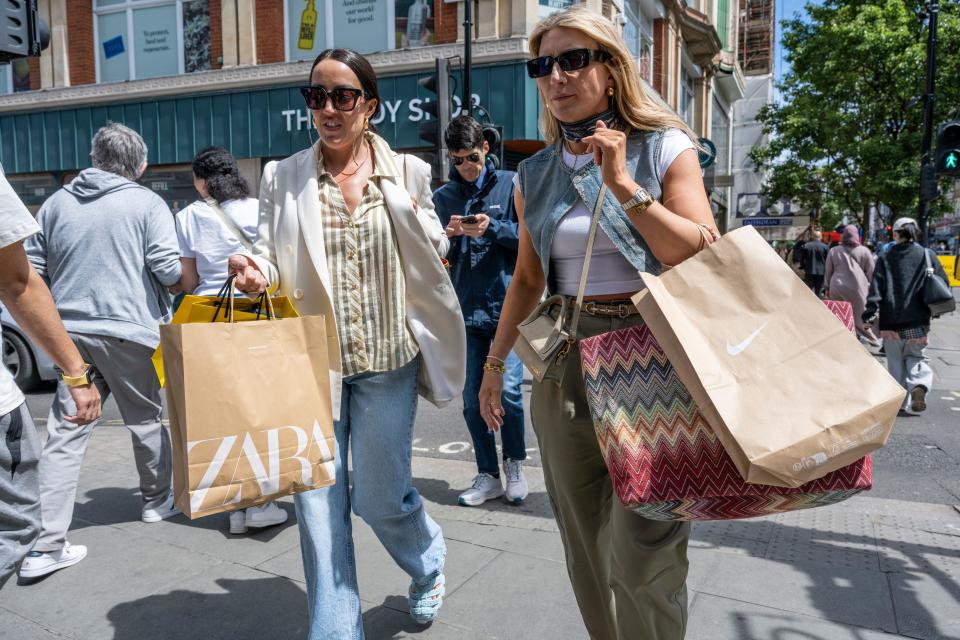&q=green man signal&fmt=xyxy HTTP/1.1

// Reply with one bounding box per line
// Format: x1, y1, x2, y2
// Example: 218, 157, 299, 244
935, 121, 960, 177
